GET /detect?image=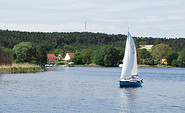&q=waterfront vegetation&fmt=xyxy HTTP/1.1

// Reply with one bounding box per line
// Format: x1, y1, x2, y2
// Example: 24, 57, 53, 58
0, 29, 185, 72
71, 44, 185, 67
0, 63, 44, 74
